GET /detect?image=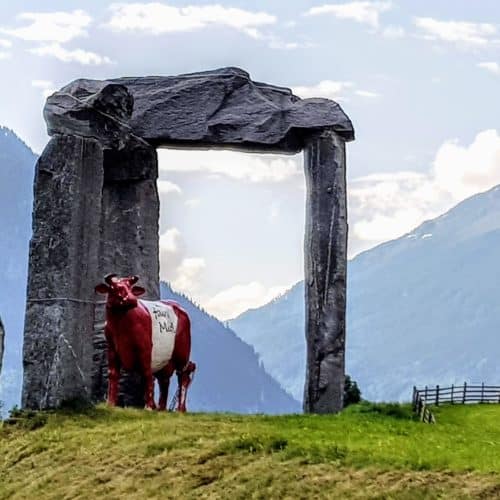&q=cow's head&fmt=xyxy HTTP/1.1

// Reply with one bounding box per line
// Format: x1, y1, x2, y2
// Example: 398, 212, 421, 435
95, 274, 146, 310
